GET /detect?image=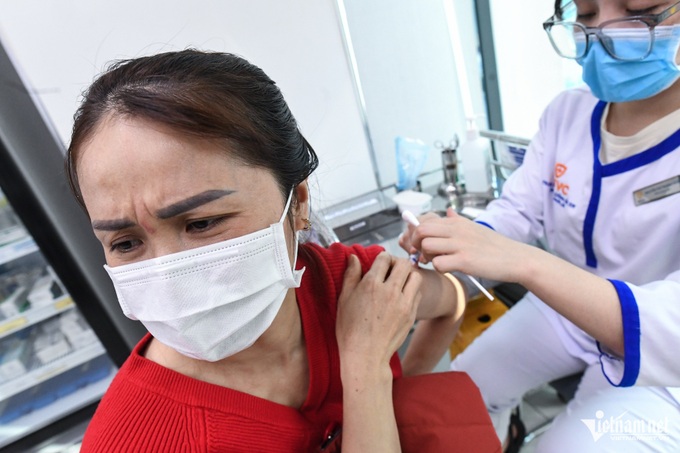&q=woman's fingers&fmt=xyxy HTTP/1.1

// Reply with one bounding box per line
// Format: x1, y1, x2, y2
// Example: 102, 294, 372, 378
363, 251, 391, 281
342, 254, 362, 291
399, 210, 441, 254
417, 211, 441, 224
336, 252, 423, 368
405, 214, 484, 271
402, 271, 422, 318
409, 213, 530, 281
364, 252, 418, 293
419, 236, 461, 261
385, 255, 413, 288
379, 259, 422, 354
398, 228, 414, 254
